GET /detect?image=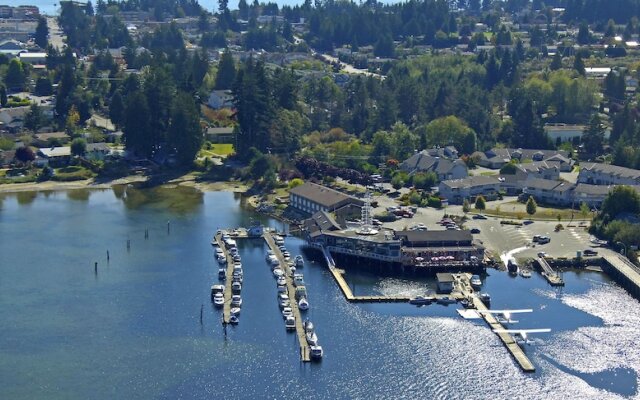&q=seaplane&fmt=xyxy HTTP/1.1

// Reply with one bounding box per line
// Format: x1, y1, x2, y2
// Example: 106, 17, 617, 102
477, 309, 533, 324
492, 328, 552, 345
456, 308, 533, 324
